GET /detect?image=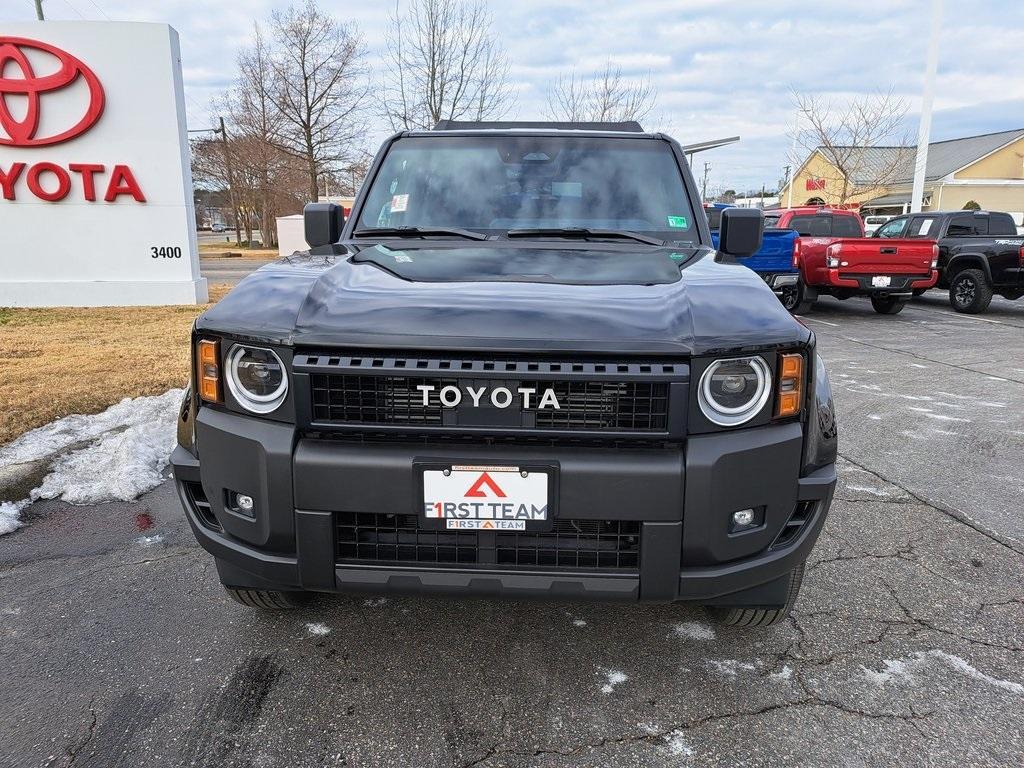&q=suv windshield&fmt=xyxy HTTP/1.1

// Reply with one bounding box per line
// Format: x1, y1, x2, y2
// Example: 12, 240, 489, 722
357, 136, 697, 242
